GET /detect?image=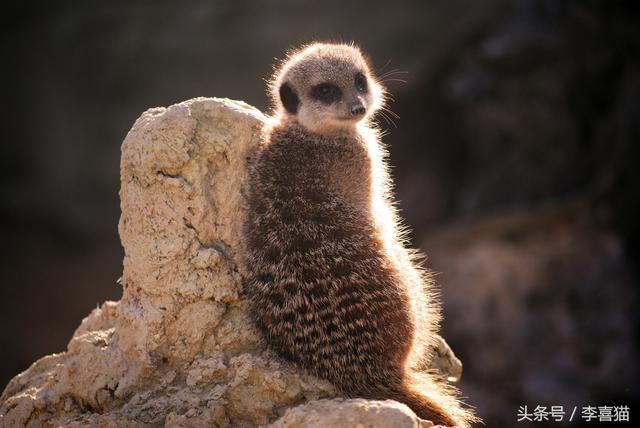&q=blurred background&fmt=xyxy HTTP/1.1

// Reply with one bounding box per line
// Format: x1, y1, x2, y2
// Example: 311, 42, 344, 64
1, 0, 638, 425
